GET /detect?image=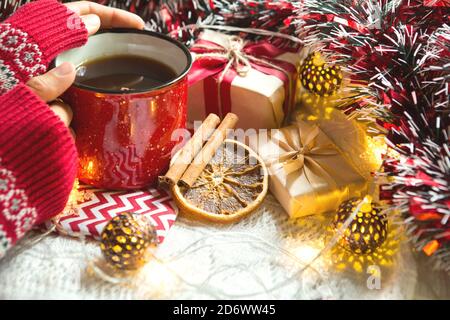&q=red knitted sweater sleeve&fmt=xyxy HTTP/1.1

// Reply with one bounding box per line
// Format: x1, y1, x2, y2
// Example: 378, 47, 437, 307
0, 0, 88, 258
